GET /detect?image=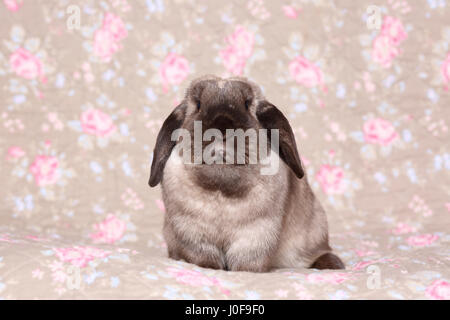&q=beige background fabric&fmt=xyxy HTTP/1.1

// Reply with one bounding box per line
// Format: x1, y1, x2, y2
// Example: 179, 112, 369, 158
0, 0, 449, 299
